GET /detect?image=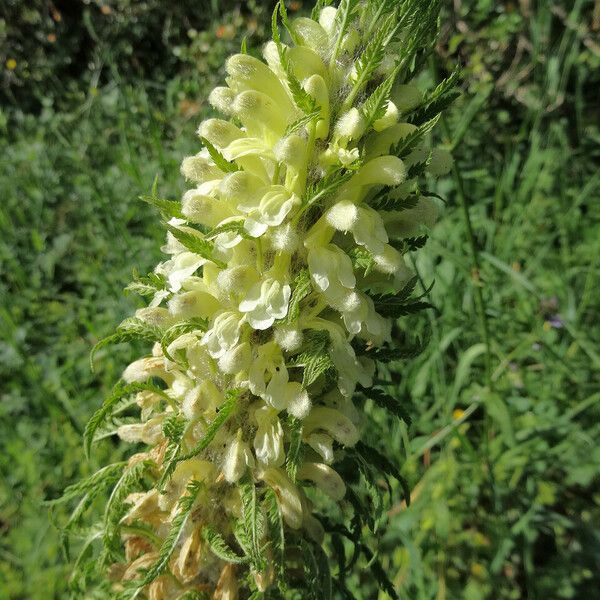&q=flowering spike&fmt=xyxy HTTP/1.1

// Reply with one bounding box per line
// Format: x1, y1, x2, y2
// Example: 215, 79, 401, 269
77, 1, 458, 597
